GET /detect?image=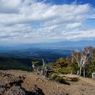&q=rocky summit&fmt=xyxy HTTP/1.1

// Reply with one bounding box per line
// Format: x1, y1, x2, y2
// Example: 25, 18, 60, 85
0, 70, 95, 95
